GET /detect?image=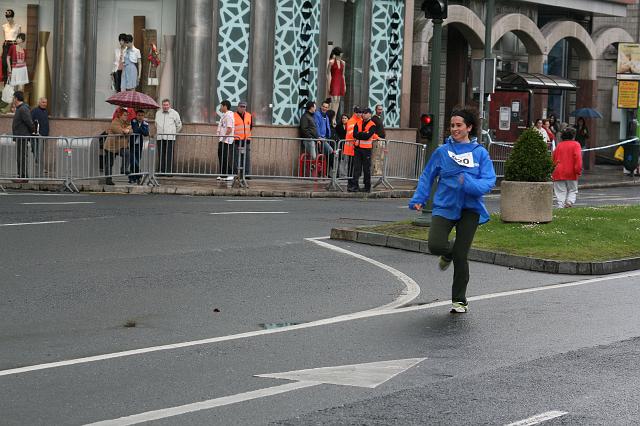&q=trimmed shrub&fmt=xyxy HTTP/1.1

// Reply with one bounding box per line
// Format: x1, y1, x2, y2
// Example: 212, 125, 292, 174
504, 128, 554, 182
